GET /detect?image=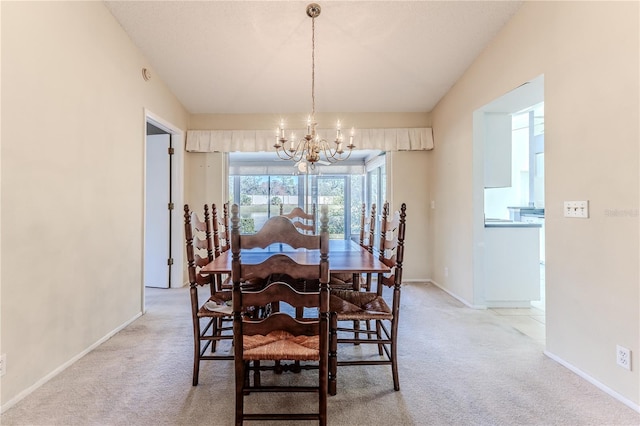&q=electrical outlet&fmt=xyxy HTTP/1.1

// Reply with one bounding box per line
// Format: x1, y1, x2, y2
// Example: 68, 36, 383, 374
0, 353, 6, 377
616, 345, 631, 371
564, 200, 589, 218
444, 267, 449, 277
